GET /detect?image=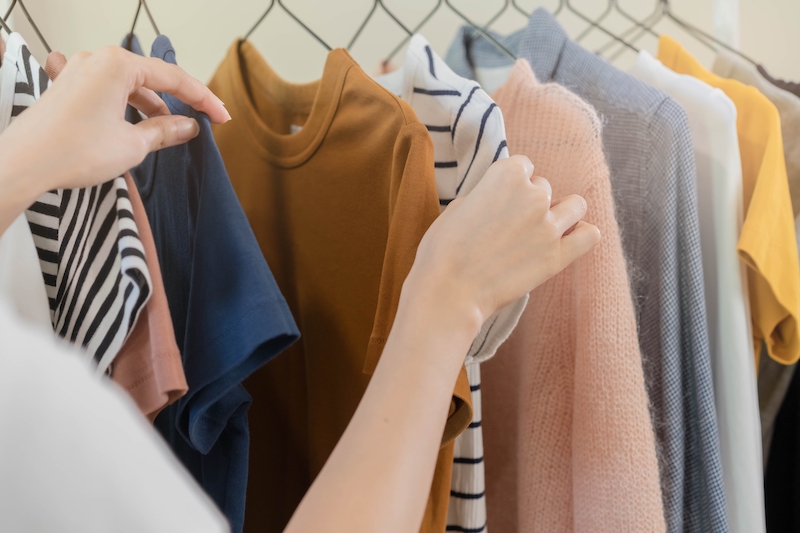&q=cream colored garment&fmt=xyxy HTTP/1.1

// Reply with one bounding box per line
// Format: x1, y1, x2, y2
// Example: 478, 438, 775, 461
631, 49, 763, 533
482, 59, 664, 533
